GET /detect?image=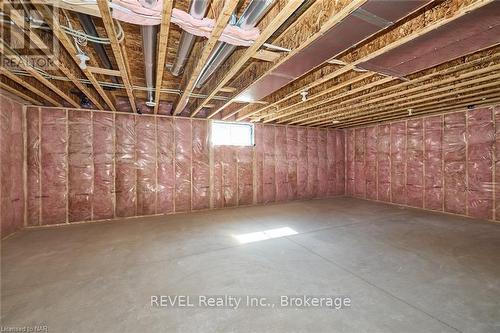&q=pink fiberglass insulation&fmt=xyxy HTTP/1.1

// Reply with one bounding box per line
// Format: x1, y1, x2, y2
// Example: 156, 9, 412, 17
115, 114, 136, 217
377, 124, 391, 202
214, 146, 237, 208
156, 117, 174, 214
223, 148, 238, 207
365, 126, 377, 201
286, 126, 298, 200
192, 120, 210, 210
41, 108, 67, 224
424, 115, 443, 211
335, 130, 345, 196
136, 116, 157, 215
467, 108, 494, 220
297, 127, 308, 200
237, 147, 253, 206
68, 110, 93, 222
254, 124, 264, 204
0, 95, 24, 237
443, 112, 467, 215
174, 118, 192, 212
346, 129, 355, 196
354, 128, 366, 198
406, 119, 424, 208
275, 126, 288, 202
390, 121, 407, 205
318, 129, 328, 197
307, 128, 319, 198
326, 129, 337, 197
263, 125, 276, 203
496, 107, 500, 220
93, 112, 114, 219
26, 107, 40, 226
21, 108, 346, 226
345, 105, 500, 221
